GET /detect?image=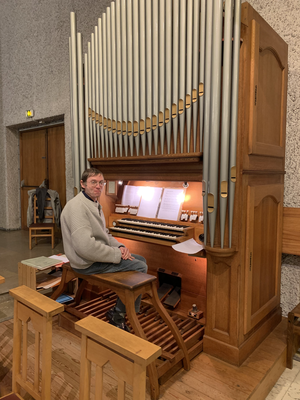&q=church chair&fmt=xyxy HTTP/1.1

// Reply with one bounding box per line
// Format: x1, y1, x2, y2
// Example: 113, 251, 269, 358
28, 194, 55, 250
0, 285, 64, 400
75, 316, 162, 400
